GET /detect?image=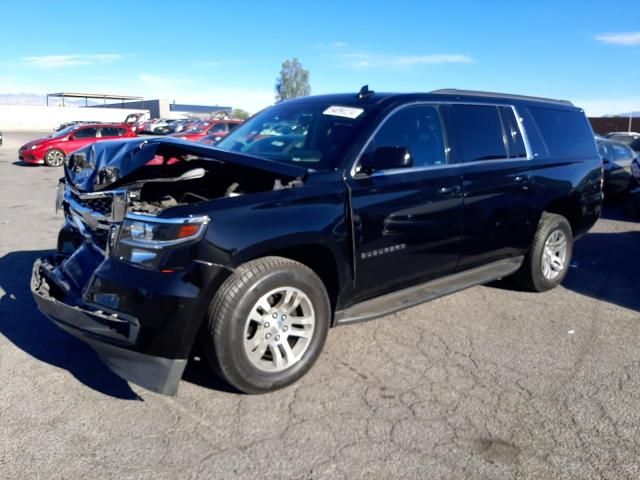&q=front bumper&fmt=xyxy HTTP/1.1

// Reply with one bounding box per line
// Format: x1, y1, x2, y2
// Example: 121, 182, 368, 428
29, 233, 229, 395
19, 149, 44, 164
31, 255, 188, 395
